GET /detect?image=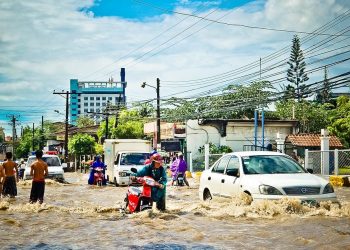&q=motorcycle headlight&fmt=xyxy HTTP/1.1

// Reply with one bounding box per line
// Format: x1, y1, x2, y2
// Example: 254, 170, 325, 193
323, 183, 334, 194
259, 185, 283, 195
